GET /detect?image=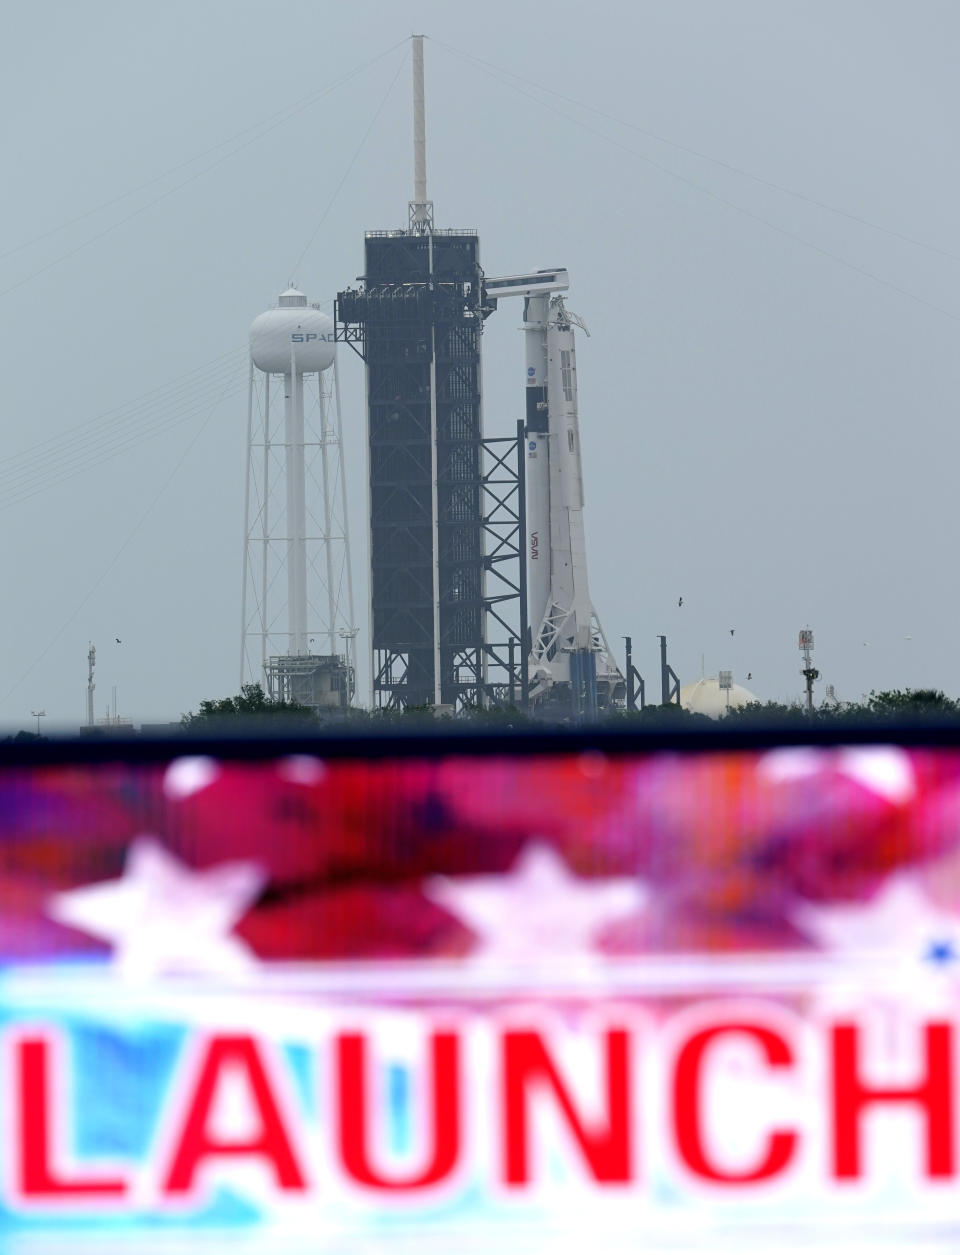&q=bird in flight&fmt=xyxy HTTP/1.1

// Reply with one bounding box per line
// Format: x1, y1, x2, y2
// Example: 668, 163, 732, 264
678, 597, 683, 607
729, 628, 735, 636
747, 672, 752, 680
115, 638, 122, 644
